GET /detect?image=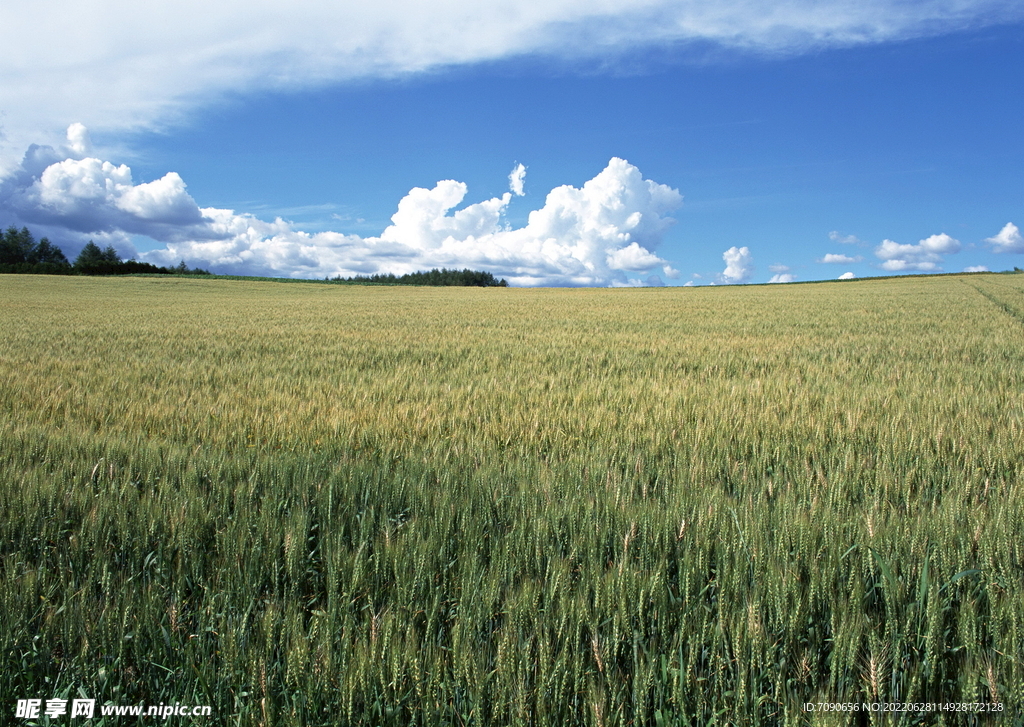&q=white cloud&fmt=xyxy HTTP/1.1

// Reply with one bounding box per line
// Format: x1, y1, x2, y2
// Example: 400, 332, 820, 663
818, 252, 862, 263
920, 233, 961, 253
986, 222, 1024, 253
768, 263, 790, 273
607, 241, 664, 270
721, 245, 753, 283
65, 123, 92, 157
662, 264, 680, 279
838, 271, 855, 279
874, 233, 960, 272
828, 230, 865, 245
2, 1, 1022, 162
509, 163, 527, 197
768, 273, 795, 283
0, 130, 682, 286
963, 265, 988, 272
5, 152, 209, 244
